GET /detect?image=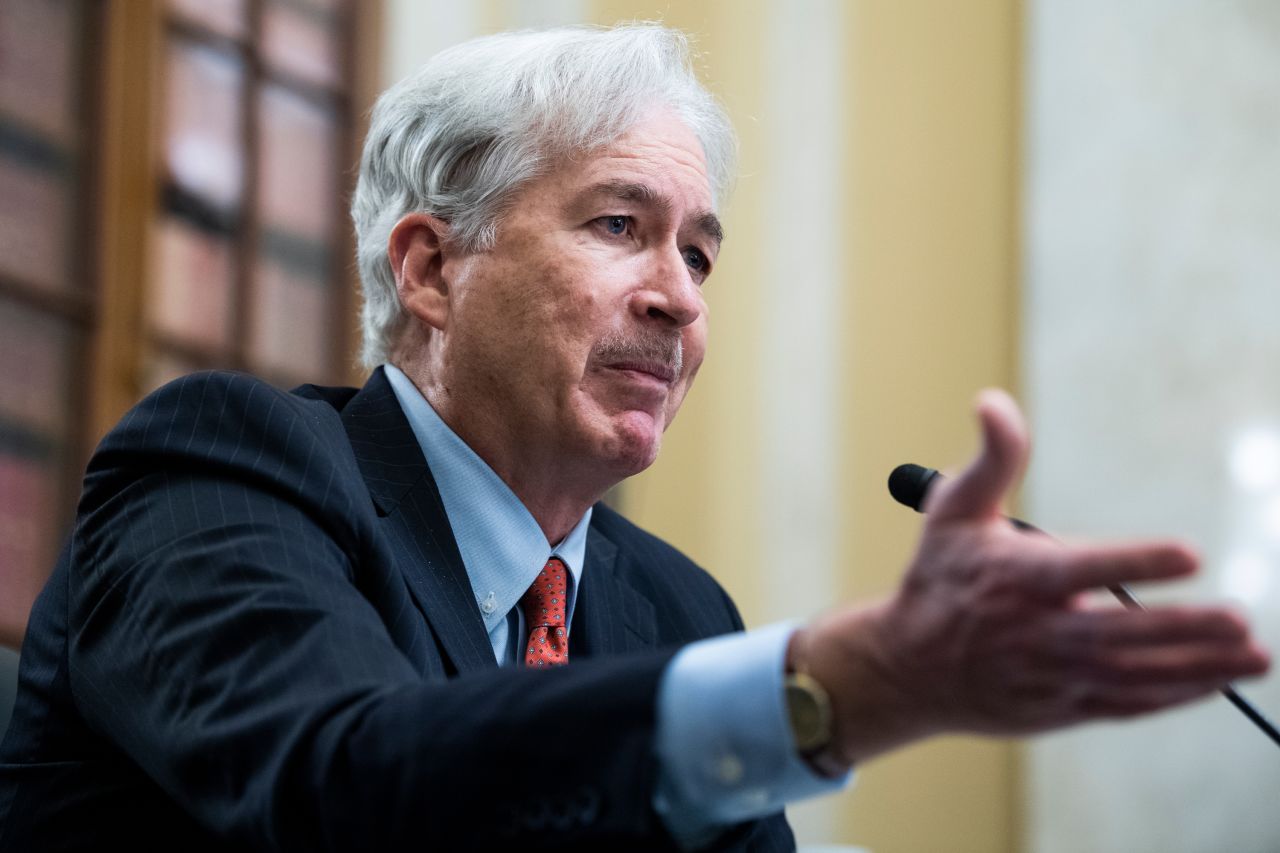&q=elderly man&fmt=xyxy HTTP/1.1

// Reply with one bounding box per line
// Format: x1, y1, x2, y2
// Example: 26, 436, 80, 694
0, 24, 1268, 852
